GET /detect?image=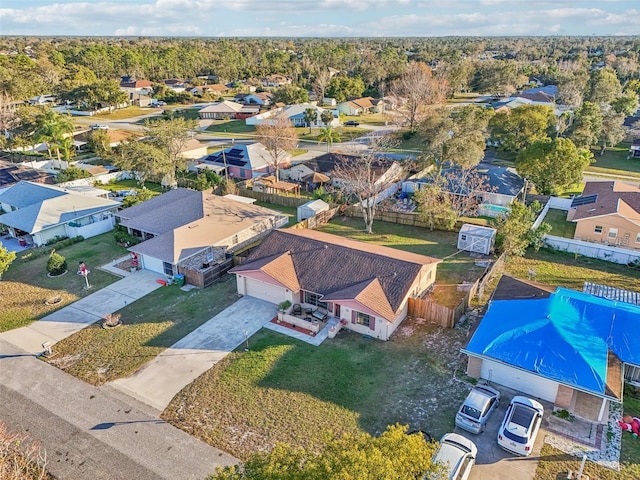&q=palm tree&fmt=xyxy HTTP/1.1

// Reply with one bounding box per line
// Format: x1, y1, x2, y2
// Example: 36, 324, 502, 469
34, 109, 74, 167
303, 107, 316, 133
317, 126, 341, 152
